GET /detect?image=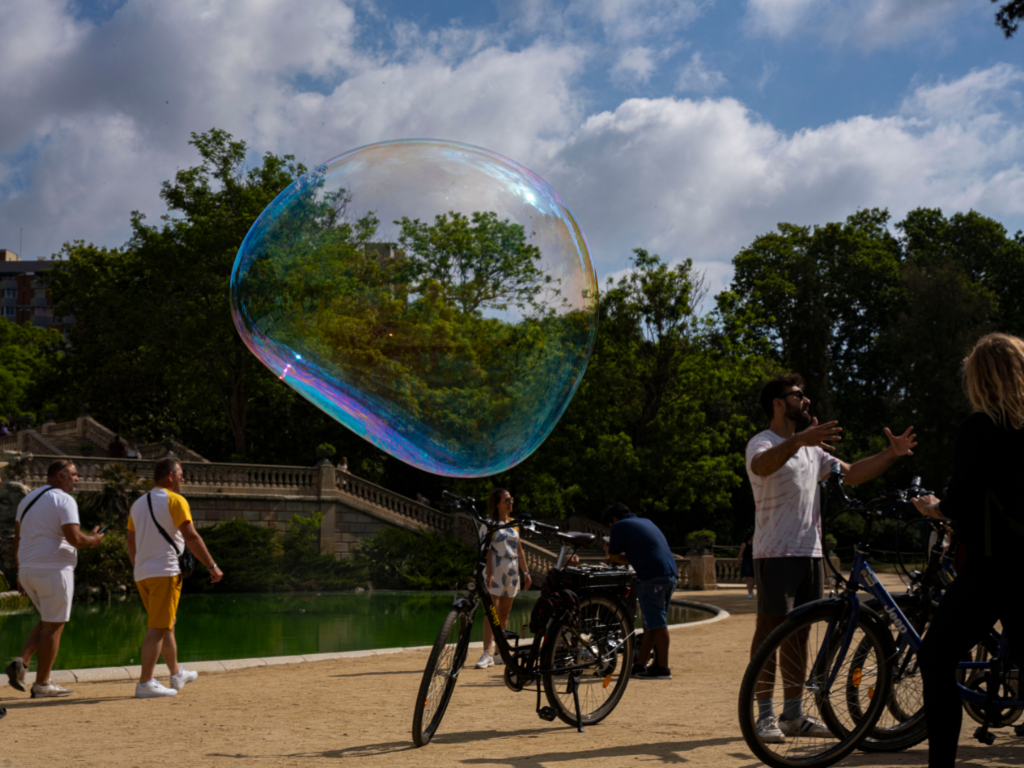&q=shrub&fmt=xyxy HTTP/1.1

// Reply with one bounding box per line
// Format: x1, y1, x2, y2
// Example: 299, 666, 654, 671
78, 462, 150, 529
685, 528, 717, 550
353, 526, 475, 590
183, 517, 284, 592
282, 512, 366, 591
76, 530, 134, 589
